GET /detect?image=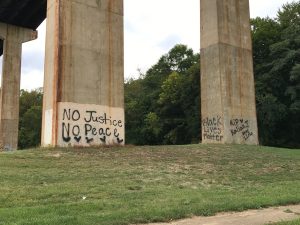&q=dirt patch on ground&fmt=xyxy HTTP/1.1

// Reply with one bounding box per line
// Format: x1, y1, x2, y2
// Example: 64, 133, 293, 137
142, 205, 300, 225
